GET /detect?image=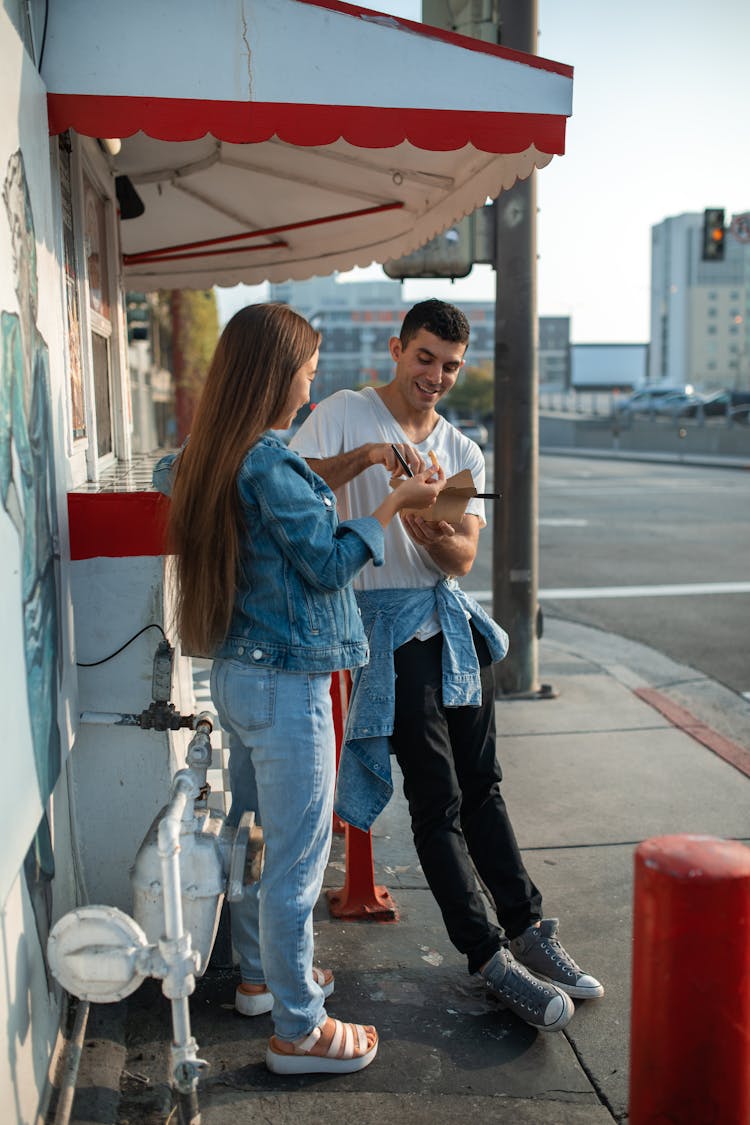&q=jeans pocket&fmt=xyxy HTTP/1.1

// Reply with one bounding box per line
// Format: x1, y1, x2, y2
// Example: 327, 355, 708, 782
214, 660, 277, 732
